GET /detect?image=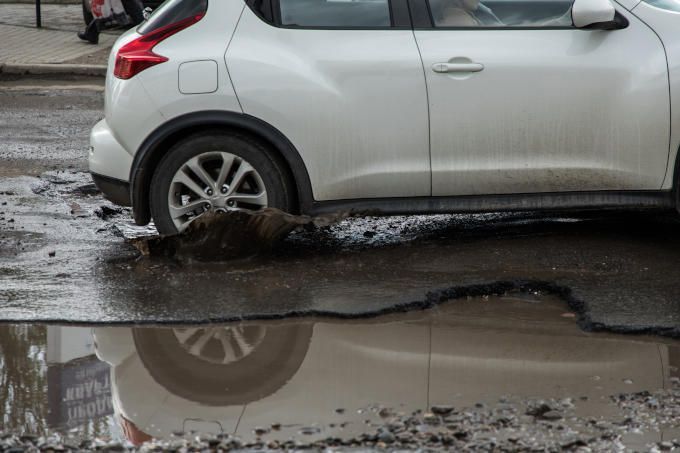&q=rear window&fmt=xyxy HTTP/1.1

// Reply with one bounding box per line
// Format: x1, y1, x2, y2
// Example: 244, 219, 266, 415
138, 0, 208, 35
278, 0, 391, 28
